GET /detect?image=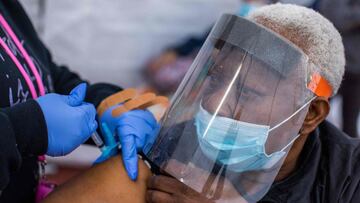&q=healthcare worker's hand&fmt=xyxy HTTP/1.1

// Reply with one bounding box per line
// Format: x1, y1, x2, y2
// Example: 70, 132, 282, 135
37, 83, 98, 157
100, 106, 159, 181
